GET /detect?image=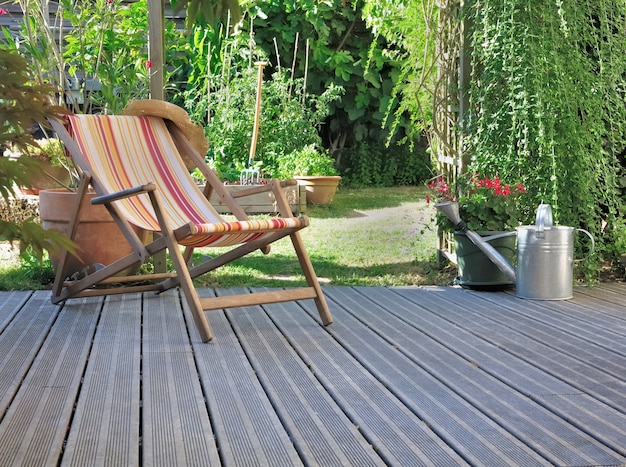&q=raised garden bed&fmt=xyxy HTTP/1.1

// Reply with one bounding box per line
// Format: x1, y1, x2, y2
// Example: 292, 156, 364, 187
208, 183, 306, 215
